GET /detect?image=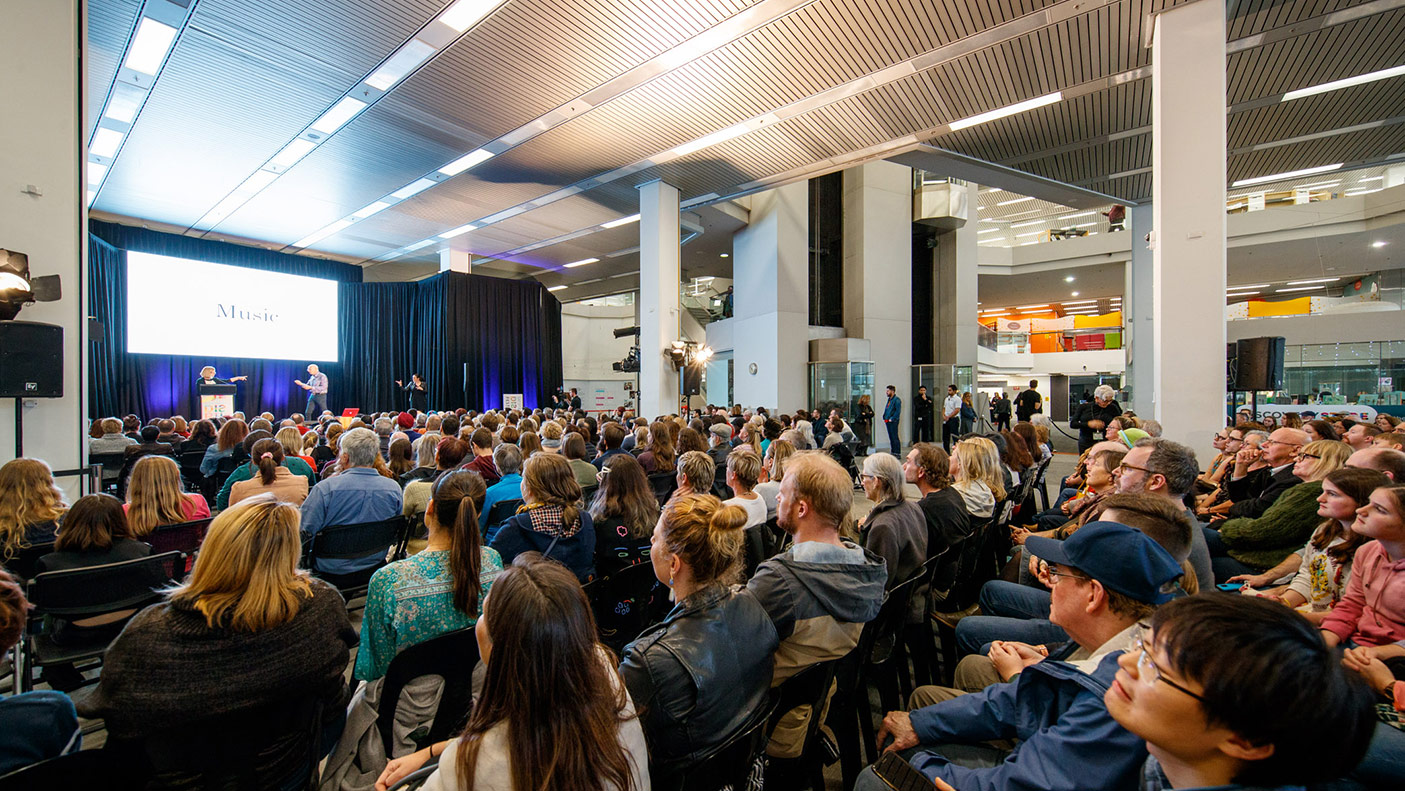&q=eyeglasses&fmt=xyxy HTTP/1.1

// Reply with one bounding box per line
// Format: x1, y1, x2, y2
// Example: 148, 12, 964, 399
1260, 439, 1302, 449
1298, 453, 1321, 460
1115, 462, 1153, 476
1131, 630, 1204, 701
1038, 560, 1091, 585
